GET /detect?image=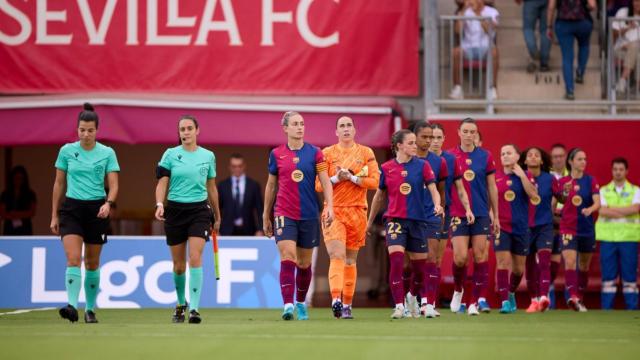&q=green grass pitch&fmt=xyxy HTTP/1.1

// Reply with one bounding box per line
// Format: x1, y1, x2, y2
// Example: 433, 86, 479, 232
1, 308, 639, 360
